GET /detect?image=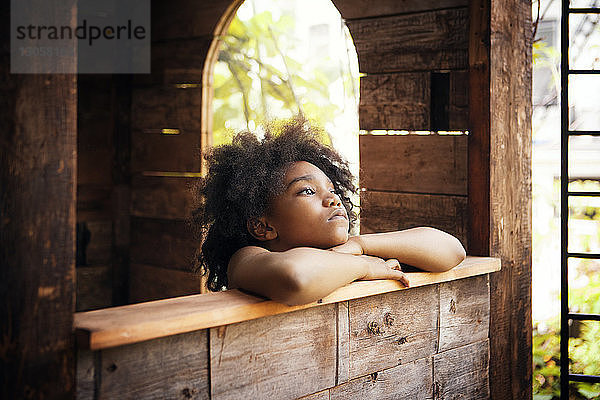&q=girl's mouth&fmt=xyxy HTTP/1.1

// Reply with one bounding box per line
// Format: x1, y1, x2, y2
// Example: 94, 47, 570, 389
328, 209, 347, 221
